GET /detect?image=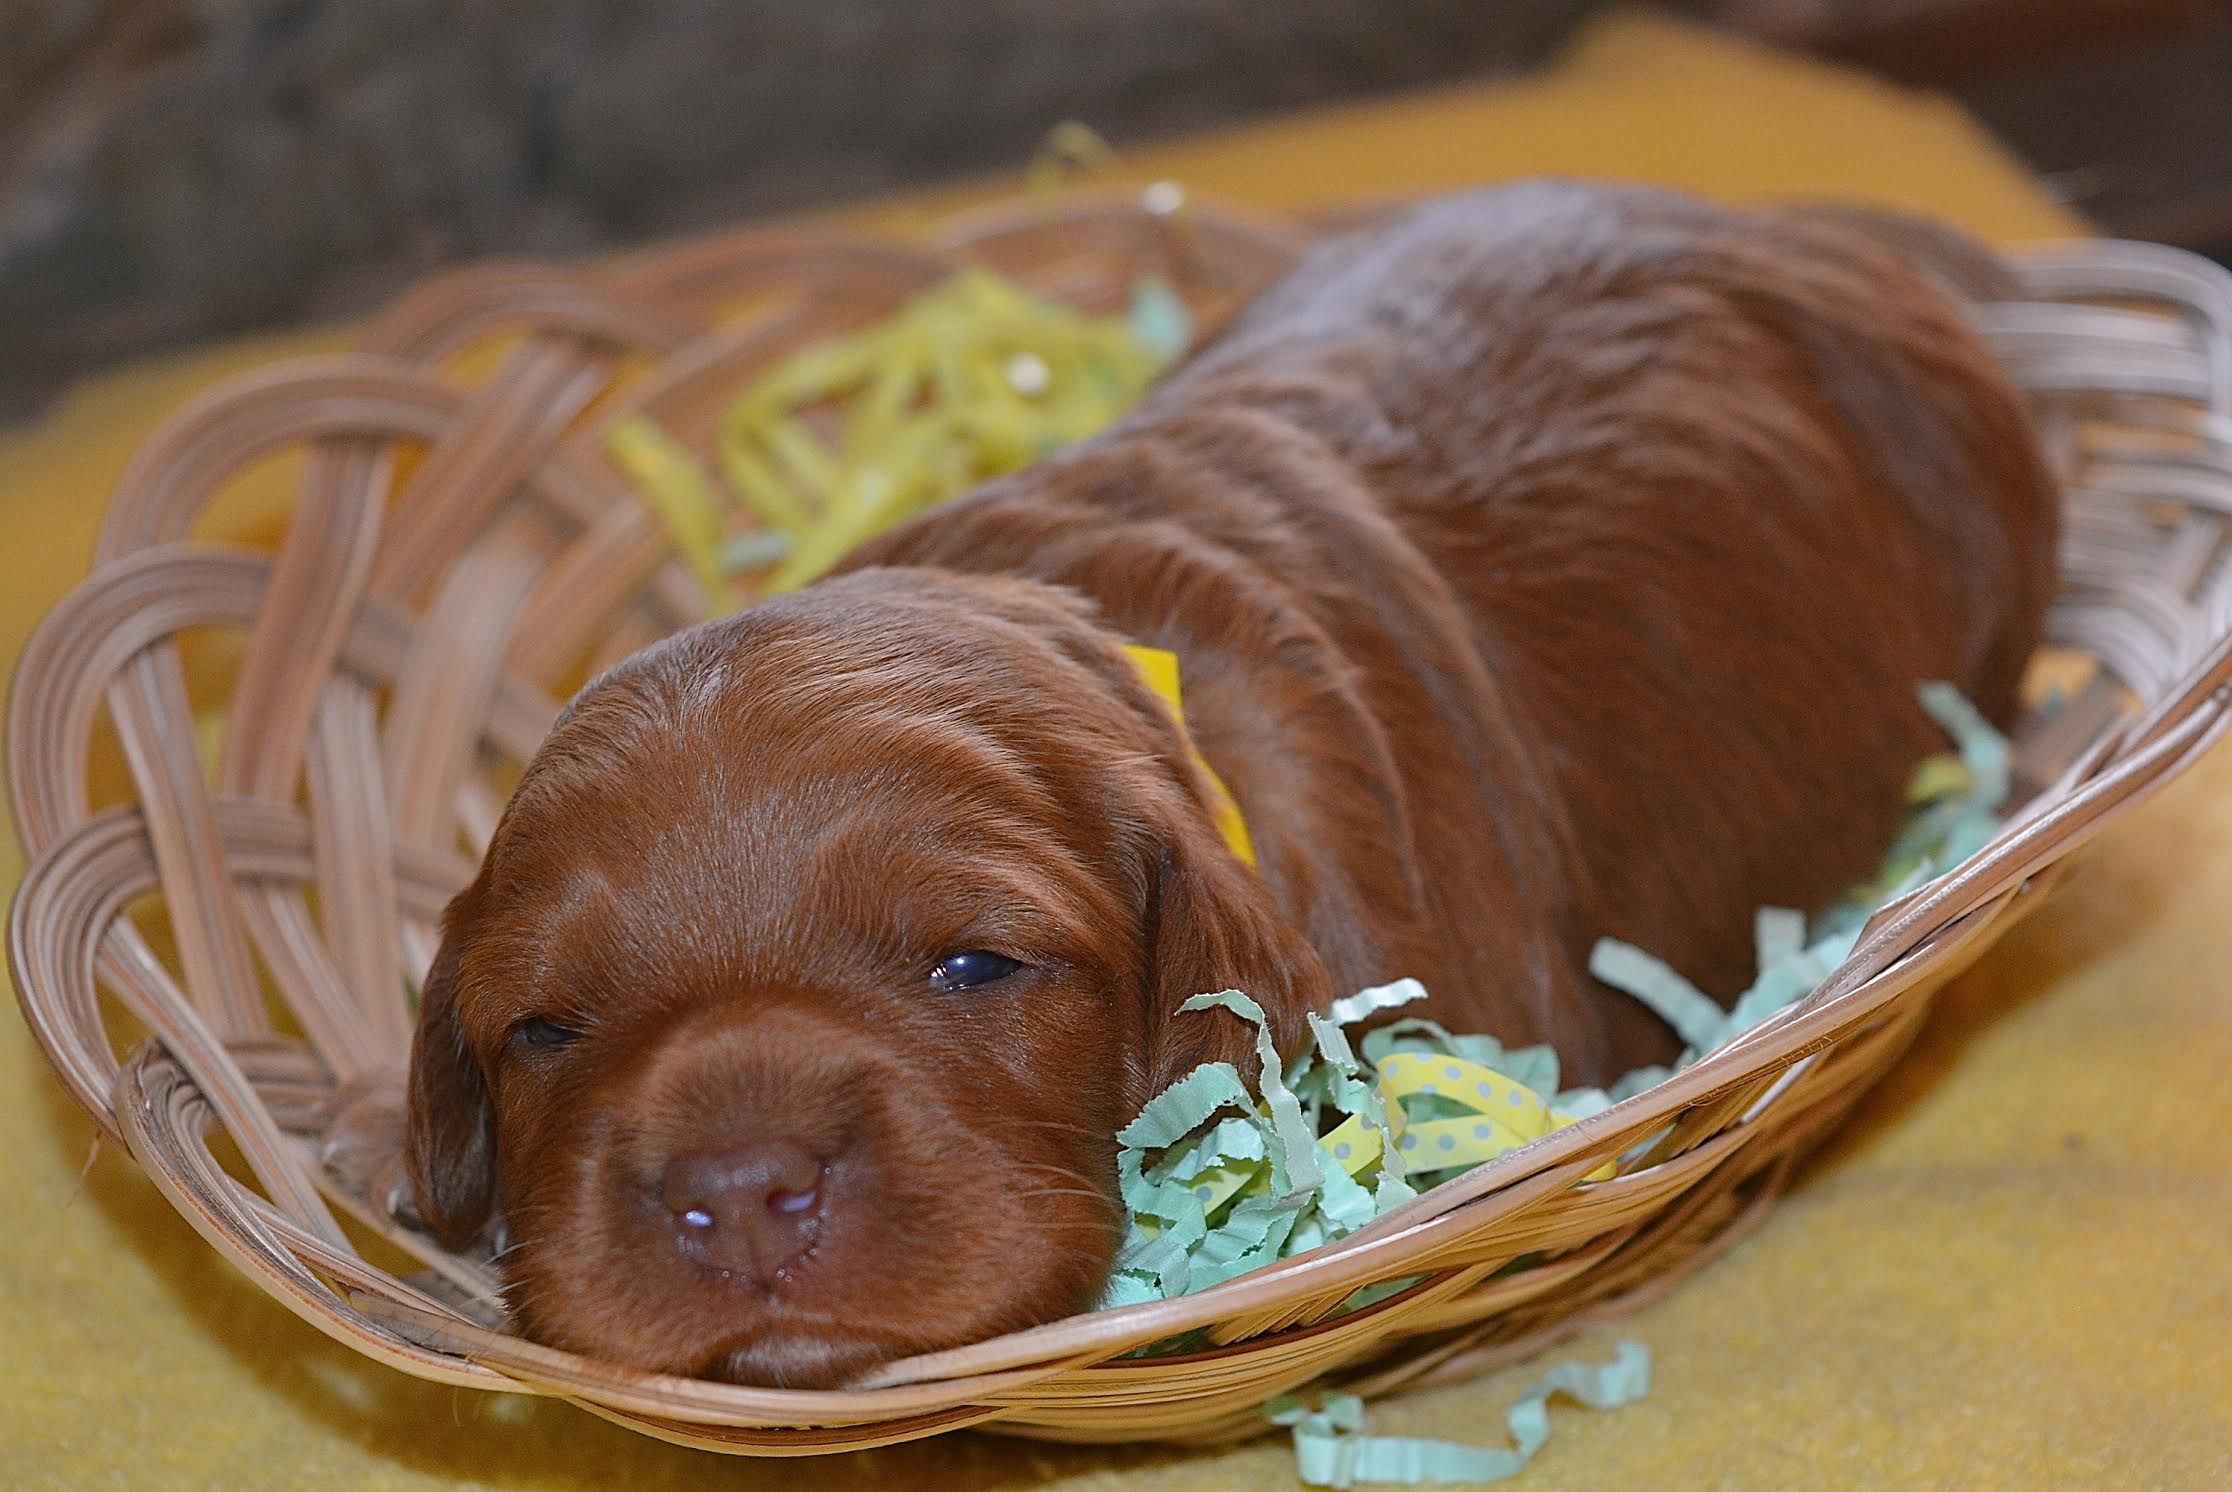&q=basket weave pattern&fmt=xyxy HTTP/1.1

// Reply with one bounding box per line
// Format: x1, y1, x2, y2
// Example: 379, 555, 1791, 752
11, 198, 2232, 1454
